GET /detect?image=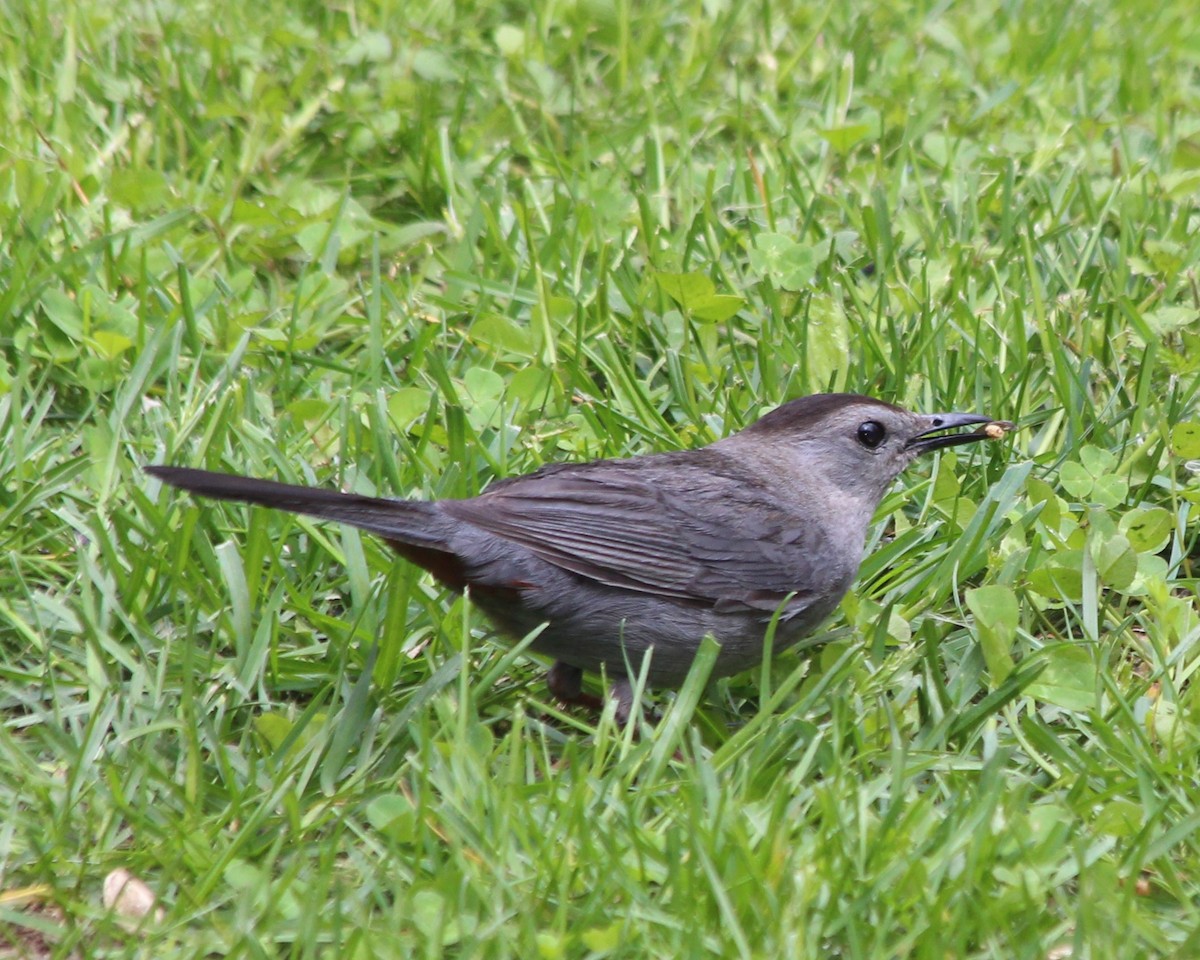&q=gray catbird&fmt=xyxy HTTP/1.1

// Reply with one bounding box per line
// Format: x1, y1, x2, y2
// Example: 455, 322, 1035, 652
147, 393, 1008, 718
